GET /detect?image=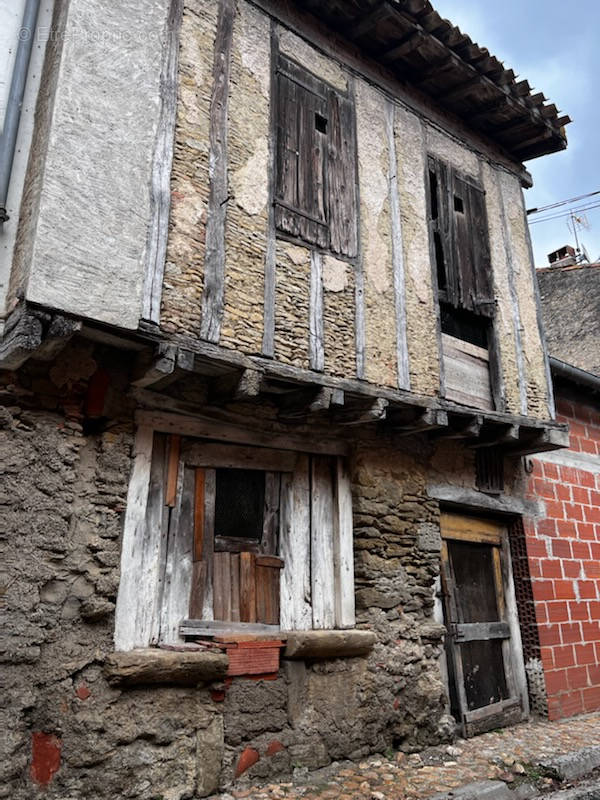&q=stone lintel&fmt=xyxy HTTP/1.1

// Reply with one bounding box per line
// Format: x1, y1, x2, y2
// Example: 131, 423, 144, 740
283, 629, 377, 659
104, 648, 228, 687
427, 485, 544, 518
